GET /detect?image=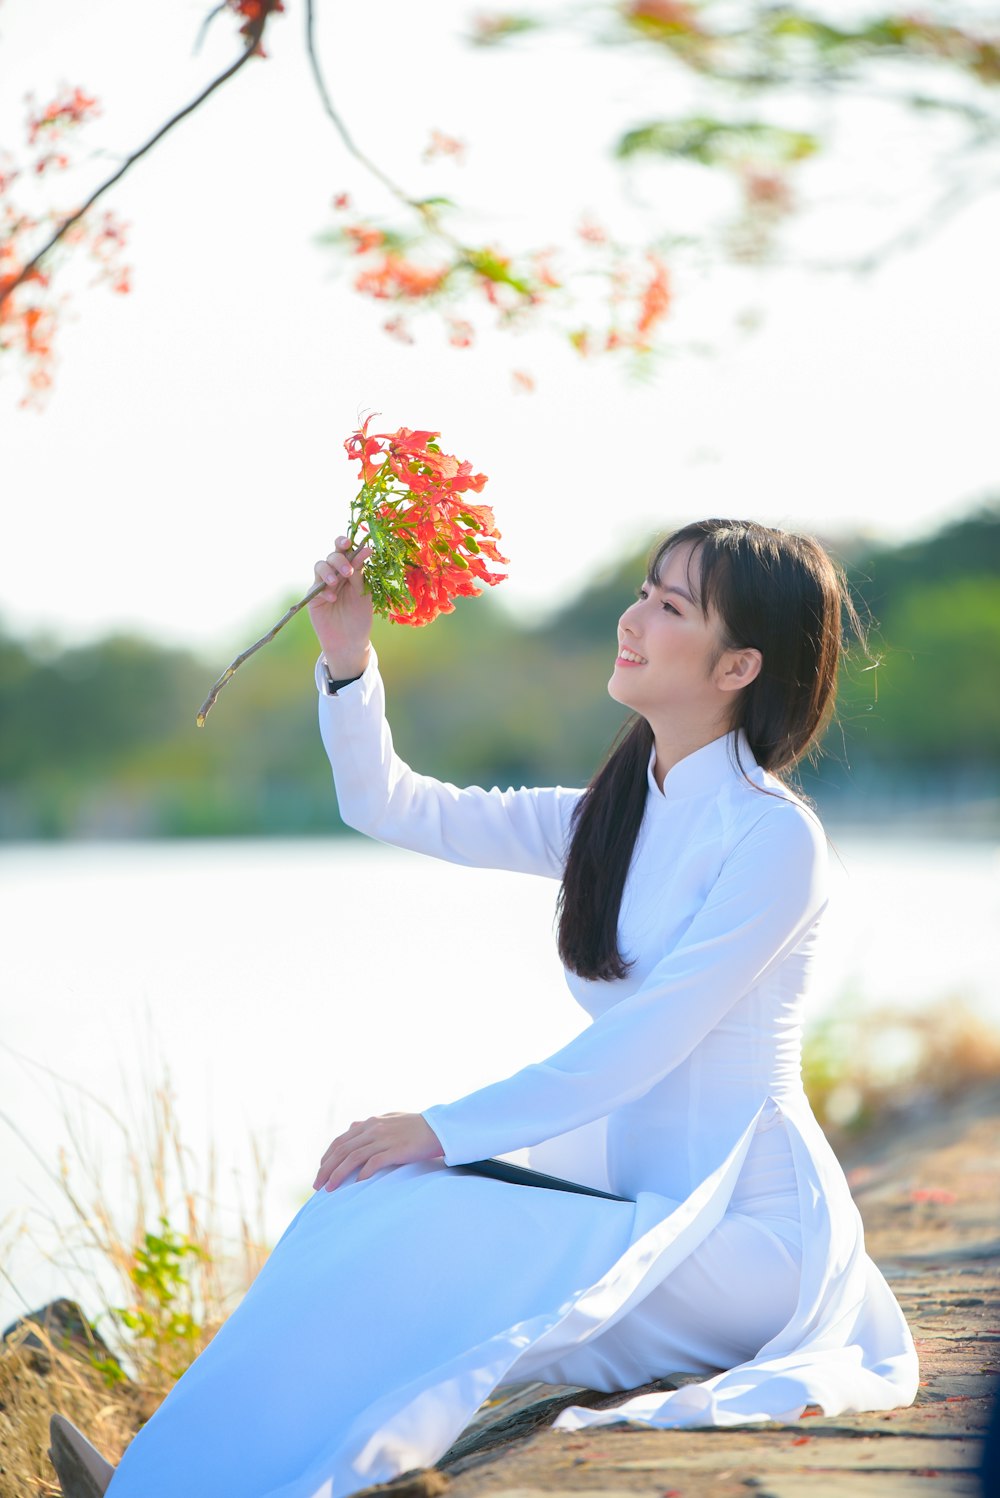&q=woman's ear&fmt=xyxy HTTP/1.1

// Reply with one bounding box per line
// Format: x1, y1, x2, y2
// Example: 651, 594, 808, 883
717, 647, 762, 694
